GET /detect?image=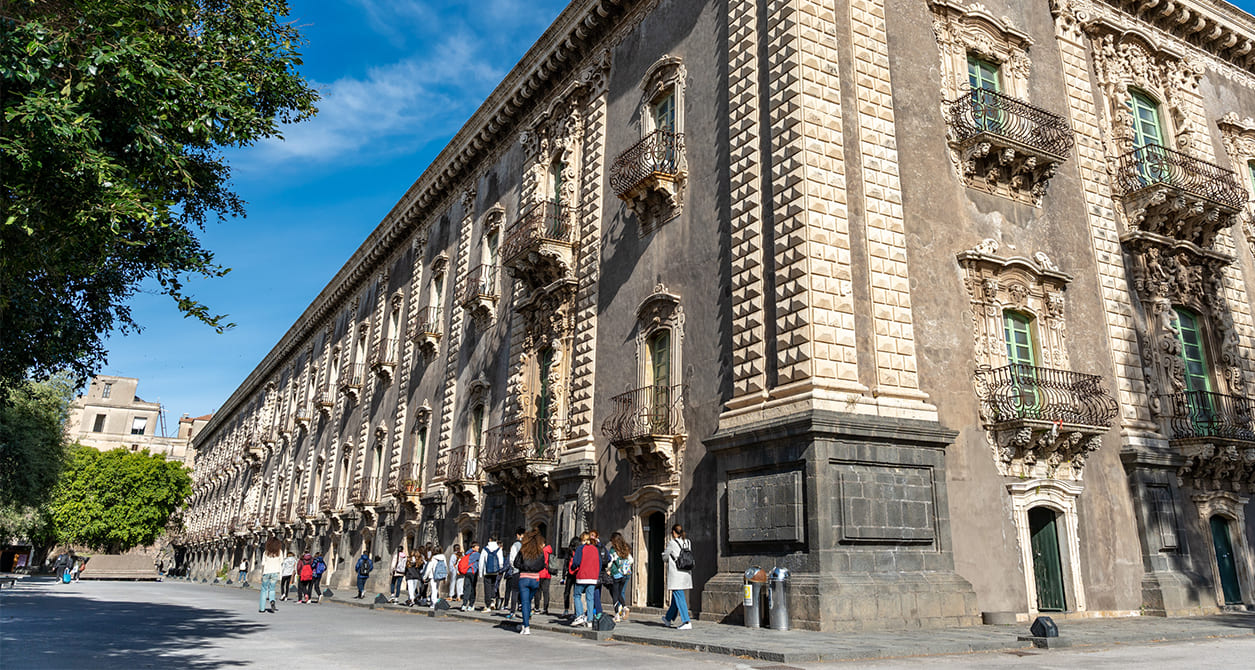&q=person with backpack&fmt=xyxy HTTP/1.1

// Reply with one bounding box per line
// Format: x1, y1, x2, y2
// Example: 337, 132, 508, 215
311, 552, 327, 603
259, 538, 283, 614
512, 529, 548, 635
424, 548, 449, 606
388, 547, 408, 603
608, 532, 634, 621
354, 549, 374, 599
403, 554, 423, 606
449, 545, 464, 602
569, 532, 600, 627
480, 536, 505, 610
537, 535, 555, 615
459, 542, 480, 611
661, 524, 693, 629
589, 529, 611, 620
297, 551, 315, 603
279, 551, 297, 601
504, 527, 524, 618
